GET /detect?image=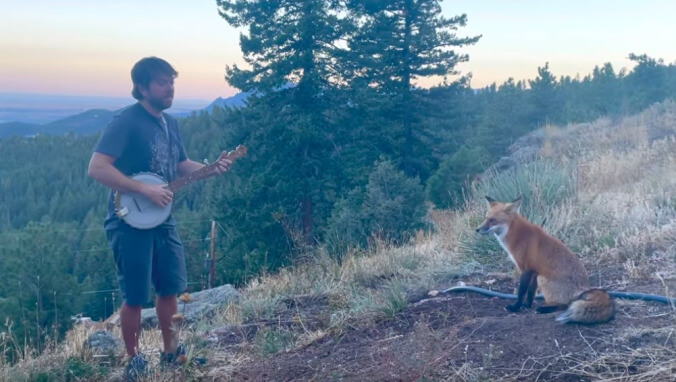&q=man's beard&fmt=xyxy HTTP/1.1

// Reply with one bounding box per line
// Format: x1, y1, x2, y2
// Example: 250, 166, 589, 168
148, 95, 173, 111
